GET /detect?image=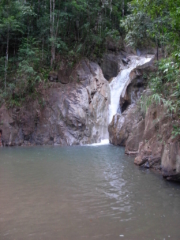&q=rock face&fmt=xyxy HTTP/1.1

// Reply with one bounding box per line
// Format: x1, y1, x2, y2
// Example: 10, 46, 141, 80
120, 57, 155, 112
0, 59, 110, 146
101, 51, 130, 81
101, 53, 121, 80
108, 104, 143, 147
109, 100, 180, 182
